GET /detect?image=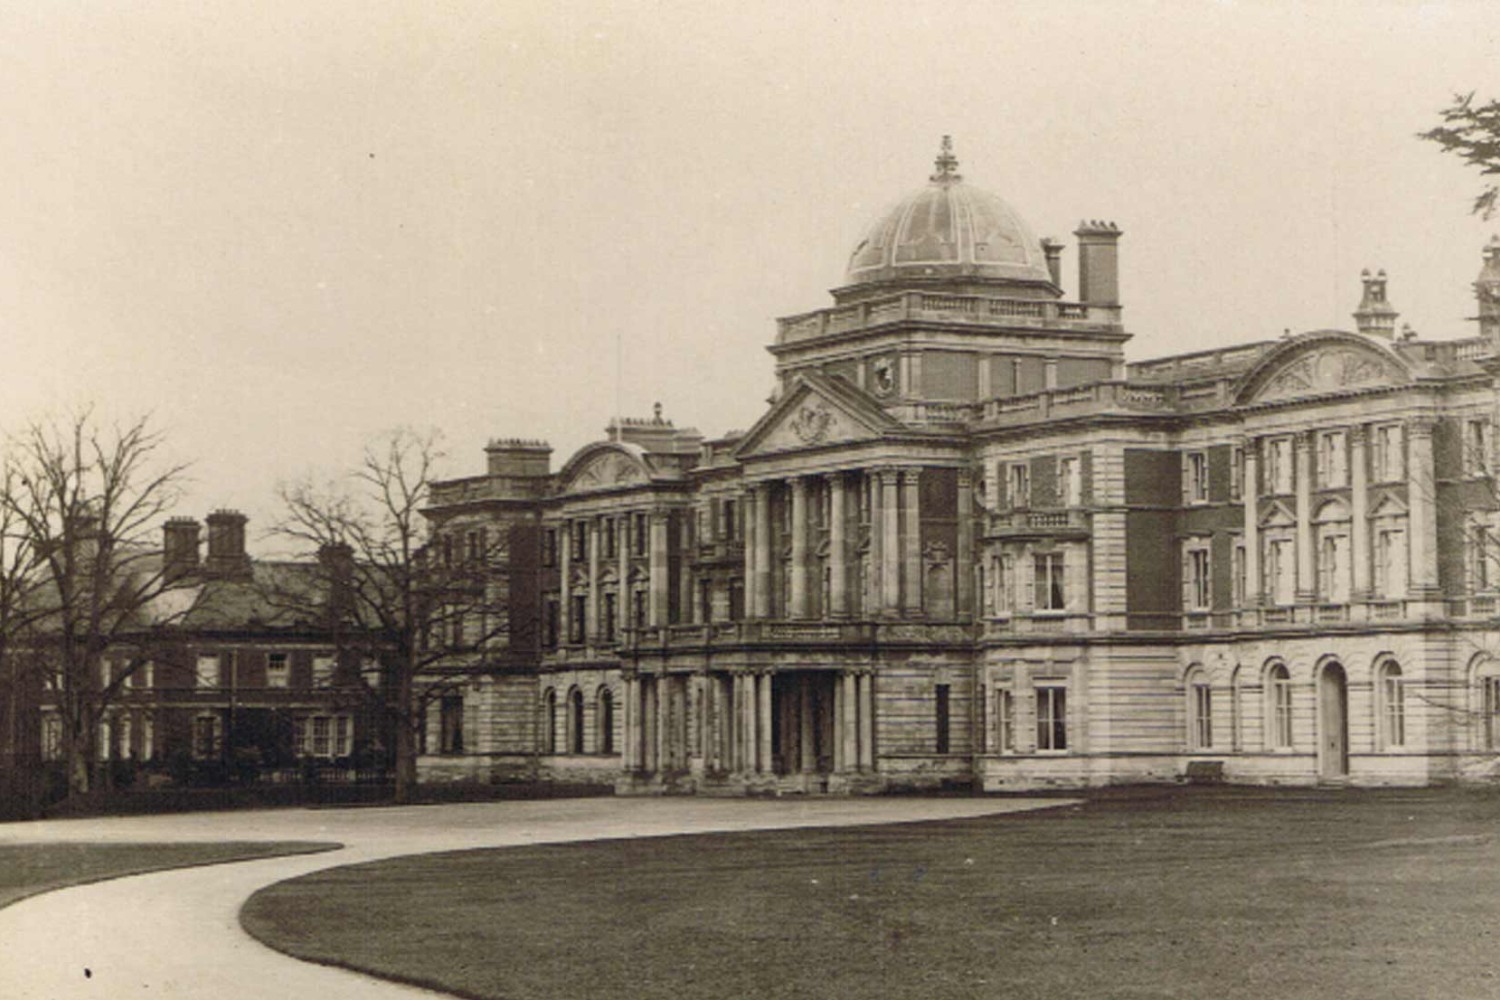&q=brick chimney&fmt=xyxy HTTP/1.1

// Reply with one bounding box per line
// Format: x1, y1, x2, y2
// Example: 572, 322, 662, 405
203, 510, 251, 579
318, 542, 354, 620
1074, 220, 1123, 305
1353, 268, 1399, 339
485, 438, 552, 477
162, 517, 201, 580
